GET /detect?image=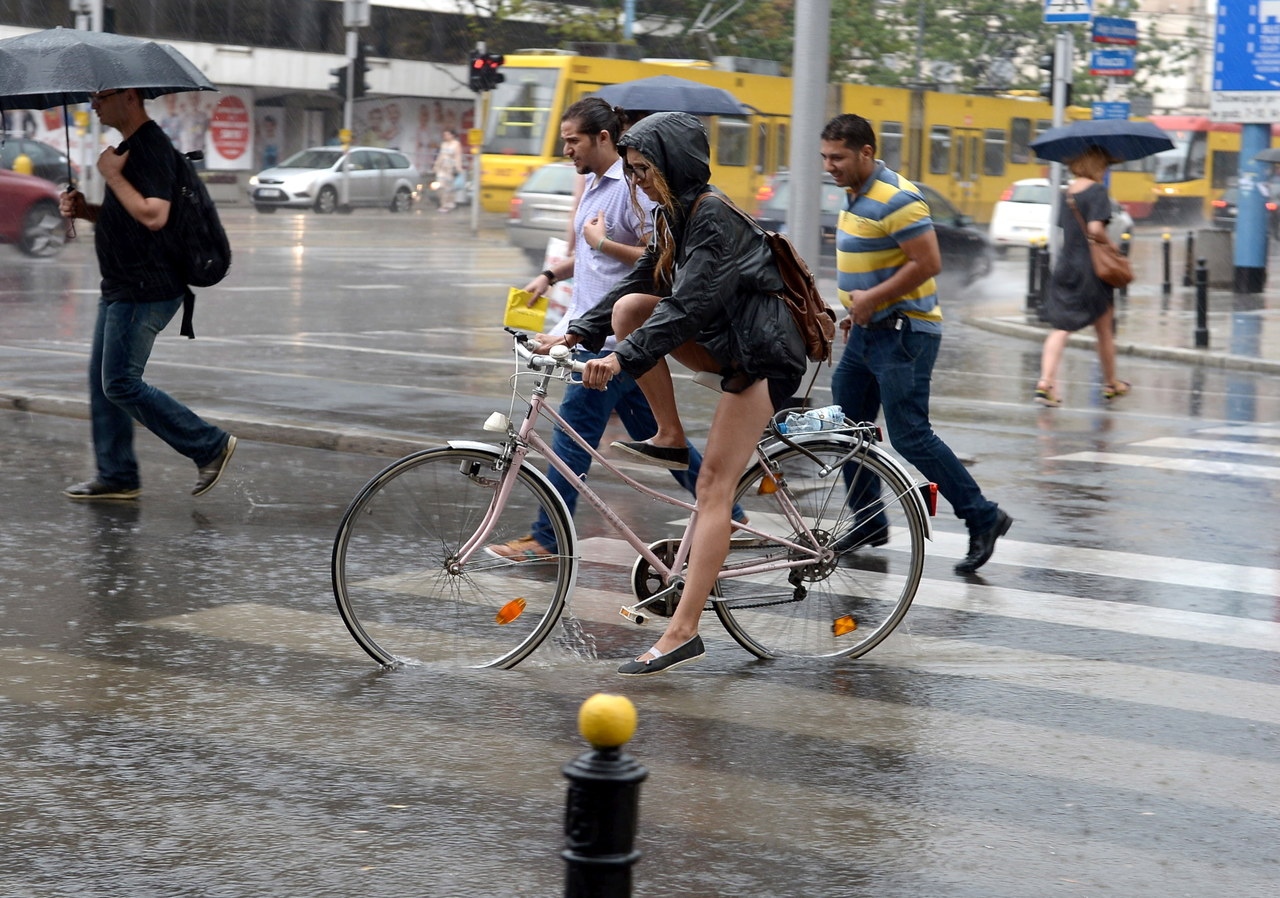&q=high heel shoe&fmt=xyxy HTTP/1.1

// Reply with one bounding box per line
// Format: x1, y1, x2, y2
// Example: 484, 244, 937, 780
1103, 380, 1131, 401
1034, 383, 1061, 407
